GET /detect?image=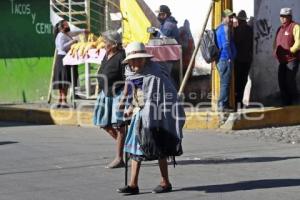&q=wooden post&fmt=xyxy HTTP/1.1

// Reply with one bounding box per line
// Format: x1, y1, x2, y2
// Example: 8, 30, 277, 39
178, 0, 216, 96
